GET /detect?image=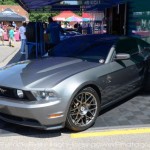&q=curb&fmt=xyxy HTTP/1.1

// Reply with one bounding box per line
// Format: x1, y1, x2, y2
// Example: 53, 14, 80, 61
0, 47, 19, 63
